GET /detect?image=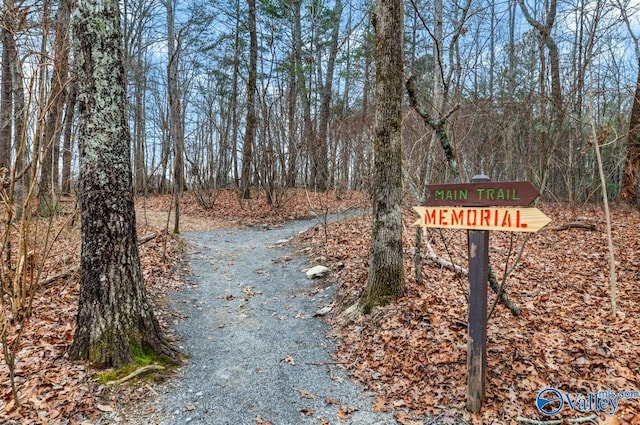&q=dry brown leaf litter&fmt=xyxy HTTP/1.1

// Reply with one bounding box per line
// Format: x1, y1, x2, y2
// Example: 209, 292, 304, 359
2, 191, 639, 425
296, 202, 640, 424
0, 189, 366, 424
